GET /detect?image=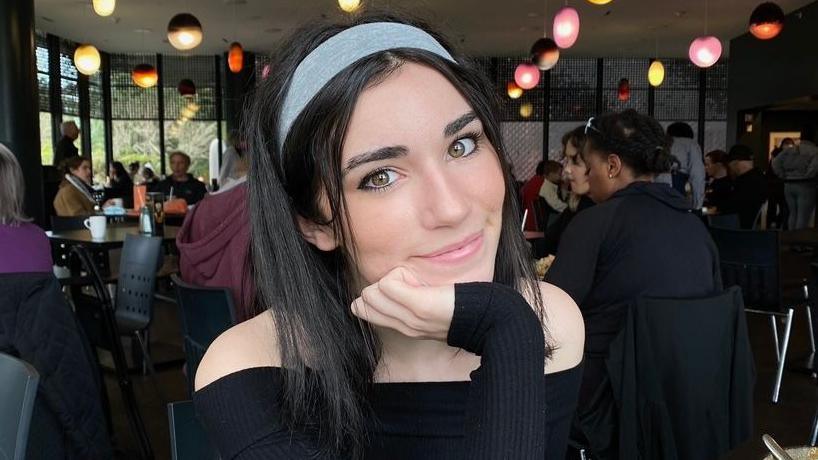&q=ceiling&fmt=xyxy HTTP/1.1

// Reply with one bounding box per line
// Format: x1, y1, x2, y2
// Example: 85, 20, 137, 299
34, 0, 816, 58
